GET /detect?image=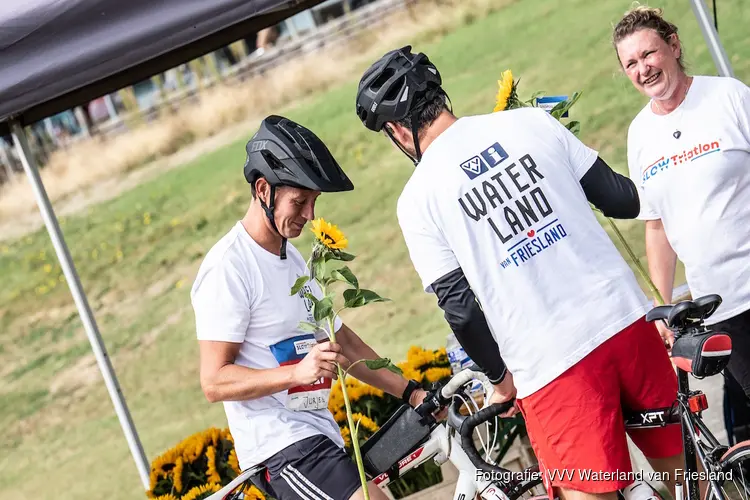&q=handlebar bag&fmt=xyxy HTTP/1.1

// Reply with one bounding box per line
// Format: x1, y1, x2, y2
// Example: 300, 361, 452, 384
359, 403, 431, 478
671, 329, 732, 378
